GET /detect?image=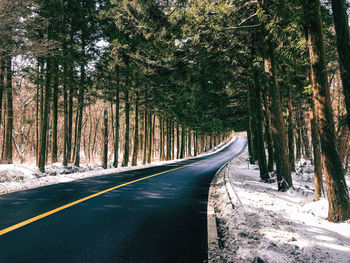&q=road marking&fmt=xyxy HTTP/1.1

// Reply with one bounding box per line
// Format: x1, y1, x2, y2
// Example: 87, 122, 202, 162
0, 159, 207, 237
